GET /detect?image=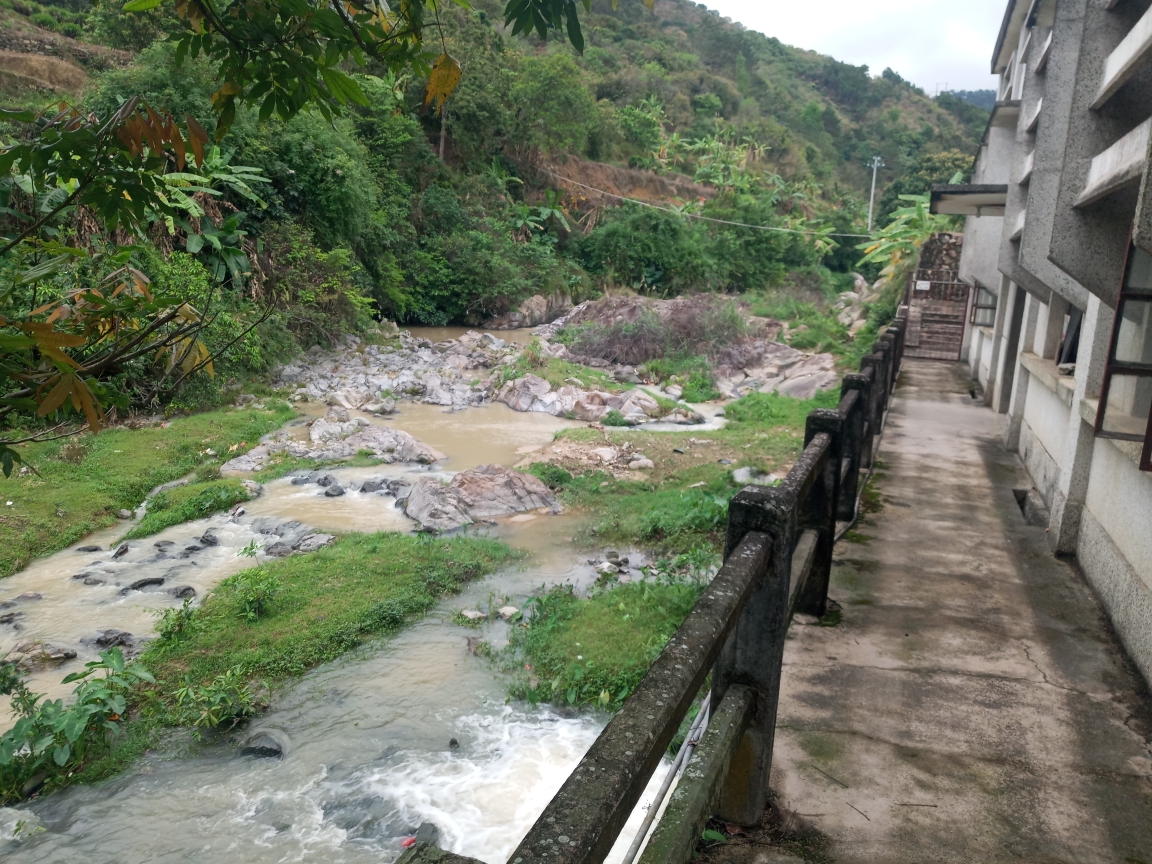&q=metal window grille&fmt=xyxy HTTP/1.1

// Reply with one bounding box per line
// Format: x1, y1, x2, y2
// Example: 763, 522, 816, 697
1094, 238, 1152, 471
